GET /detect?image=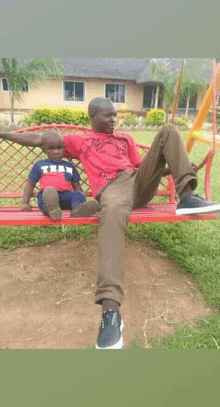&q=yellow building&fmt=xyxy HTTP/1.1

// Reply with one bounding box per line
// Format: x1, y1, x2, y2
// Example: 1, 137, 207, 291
0, 58, 211, 116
